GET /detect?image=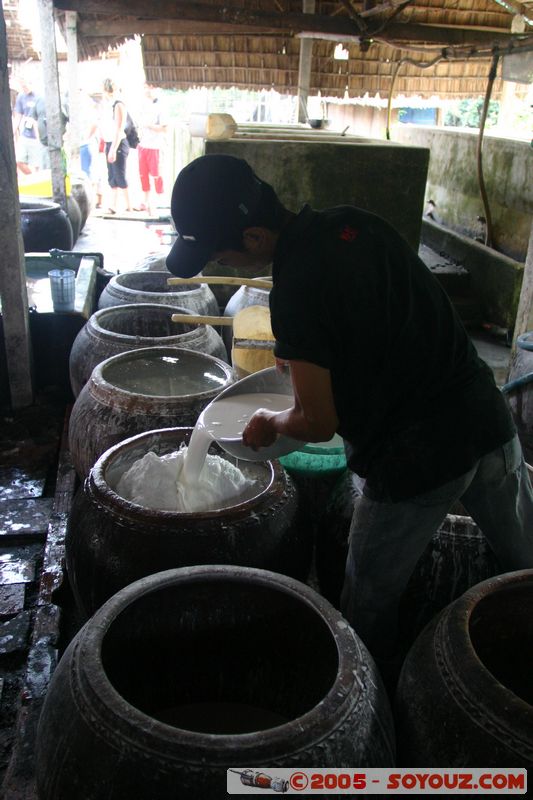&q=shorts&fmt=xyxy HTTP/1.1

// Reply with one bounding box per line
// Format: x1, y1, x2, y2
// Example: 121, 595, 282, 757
80, 143, 95, 179
138, 146, 163, 194
16, 136, 42, 169
105, 139, 129, 189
